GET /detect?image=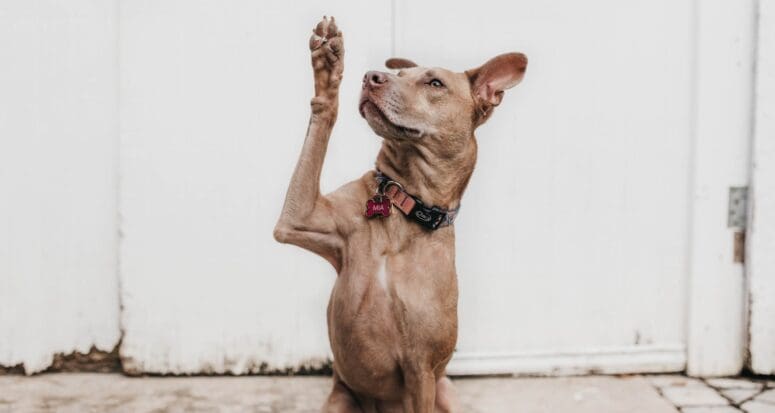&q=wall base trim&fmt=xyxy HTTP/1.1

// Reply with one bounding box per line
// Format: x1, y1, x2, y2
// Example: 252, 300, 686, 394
447, 345, 686, 377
